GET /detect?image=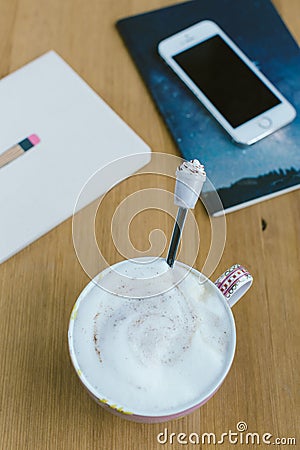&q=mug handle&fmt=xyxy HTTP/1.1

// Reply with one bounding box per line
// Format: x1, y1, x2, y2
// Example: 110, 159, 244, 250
214, 264, 253, 308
